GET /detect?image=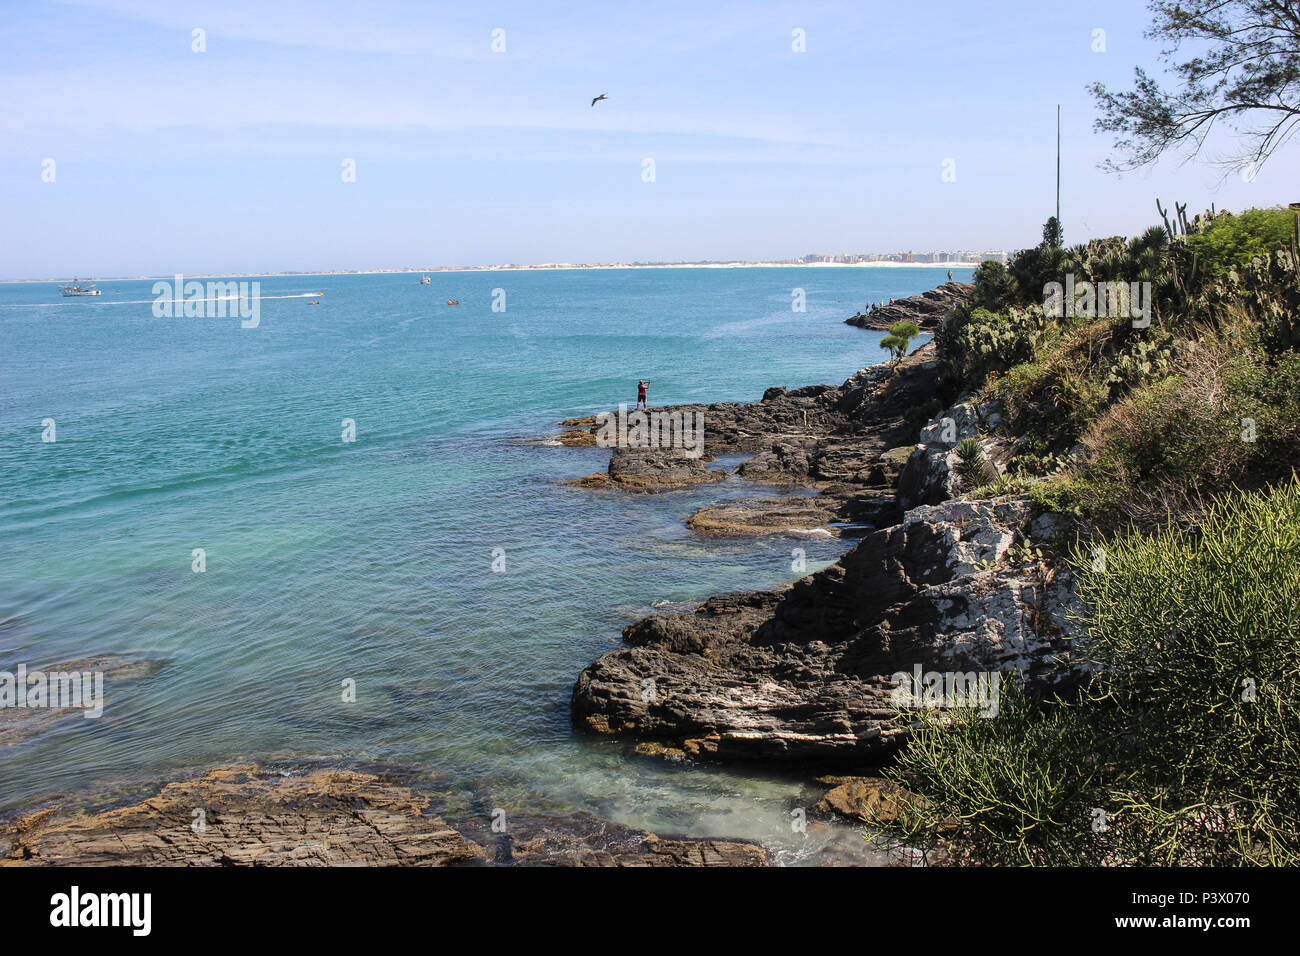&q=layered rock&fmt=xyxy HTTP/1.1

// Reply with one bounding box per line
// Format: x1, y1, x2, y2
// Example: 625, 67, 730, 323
557, 344, 941, 535
1, 763, 770, 867
560, 281, 1081, 768
845, 281, 974, 331
815, 775, 912, 823
1, 764, 483, 867
572, 493, 1081, 763
897, 399, 1007, 509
